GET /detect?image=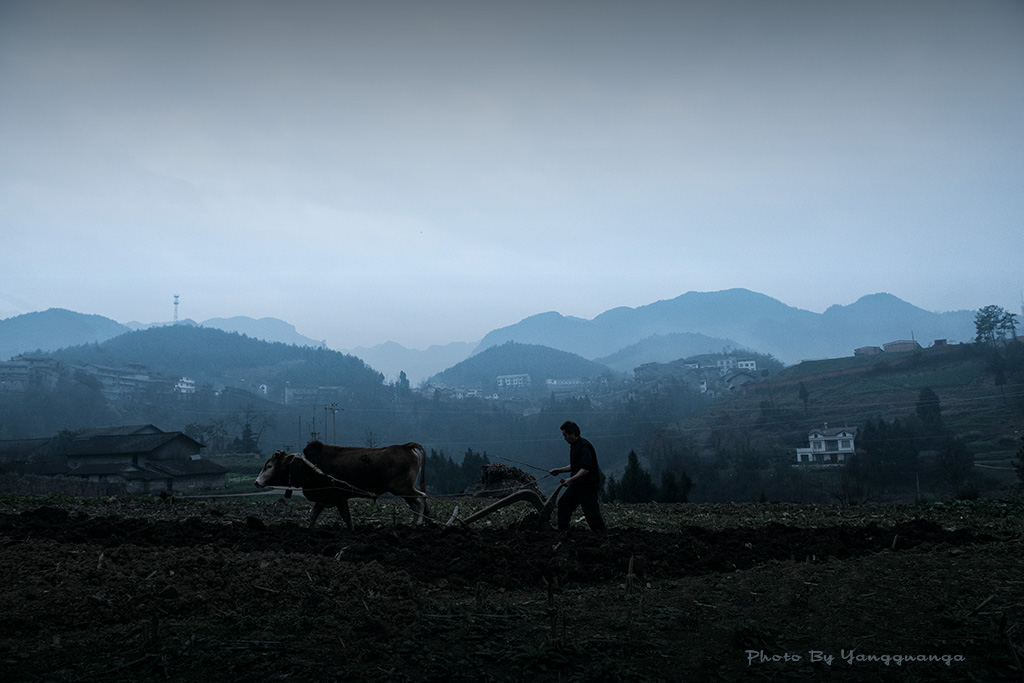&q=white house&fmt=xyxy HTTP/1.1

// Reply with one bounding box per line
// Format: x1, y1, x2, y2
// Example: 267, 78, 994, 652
796, 426, 858, 465
174, 377, 196, 394
496, 374, 530, 388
